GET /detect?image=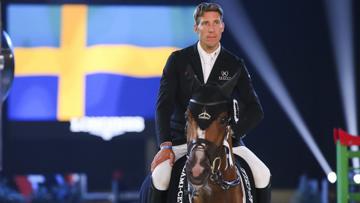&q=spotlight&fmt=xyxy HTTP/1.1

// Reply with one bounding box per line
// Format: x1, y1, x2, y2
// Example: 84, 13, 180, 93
353, 174, 360, 184
324, 0, 358, 169
219, 0, 334, 179
327, 171, 337, 183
